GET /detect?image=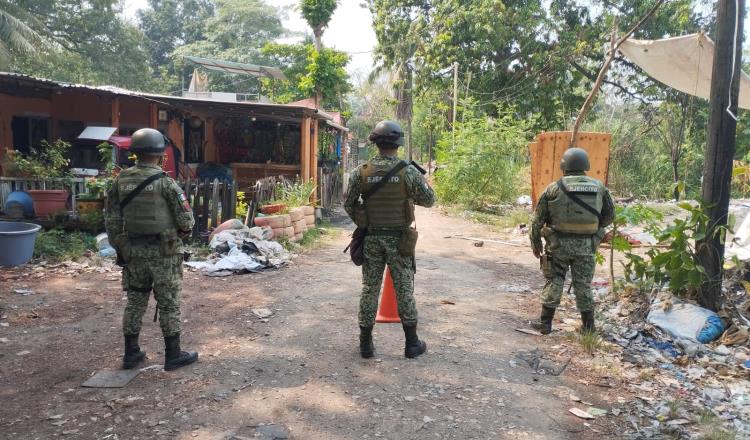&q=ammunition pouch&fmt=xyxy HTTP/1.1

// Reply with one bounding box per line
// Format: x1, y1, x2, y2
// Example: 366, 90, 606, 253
541, 226, 559, 252
353, 203, 368, 229
397, 227, 419, 257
